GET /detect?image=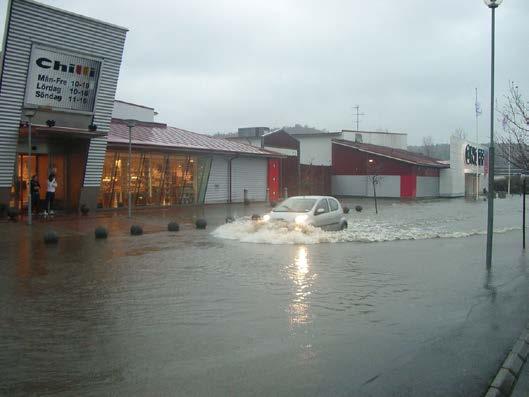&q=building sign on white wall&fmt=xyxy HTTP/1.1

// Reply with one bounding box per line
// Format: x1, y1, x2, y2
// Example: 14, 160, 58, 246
24, 46, 101, 113
465, 144, 485, 166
